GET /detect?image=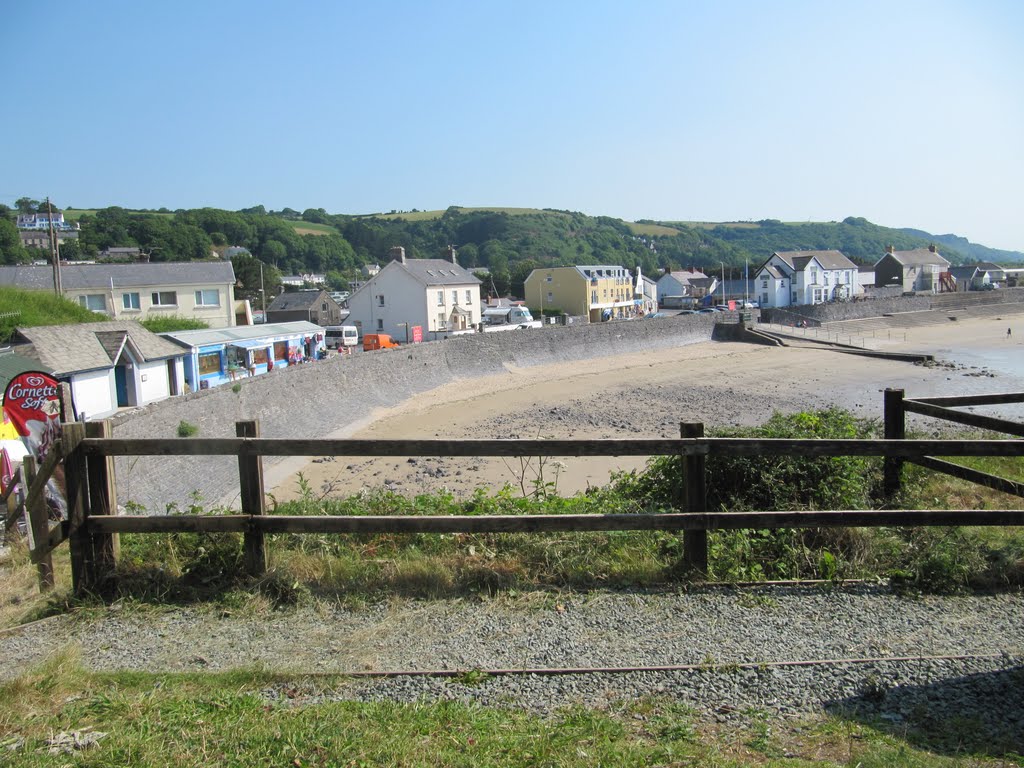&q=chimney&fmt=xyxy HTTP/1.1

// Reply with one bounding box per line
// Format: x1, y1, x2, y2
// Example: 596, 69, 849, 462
388, 246, 406, 264
444, 244, 457, 265
928, 244, 937, 253
885, 245, 894, 254
664, 266, 671, 275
